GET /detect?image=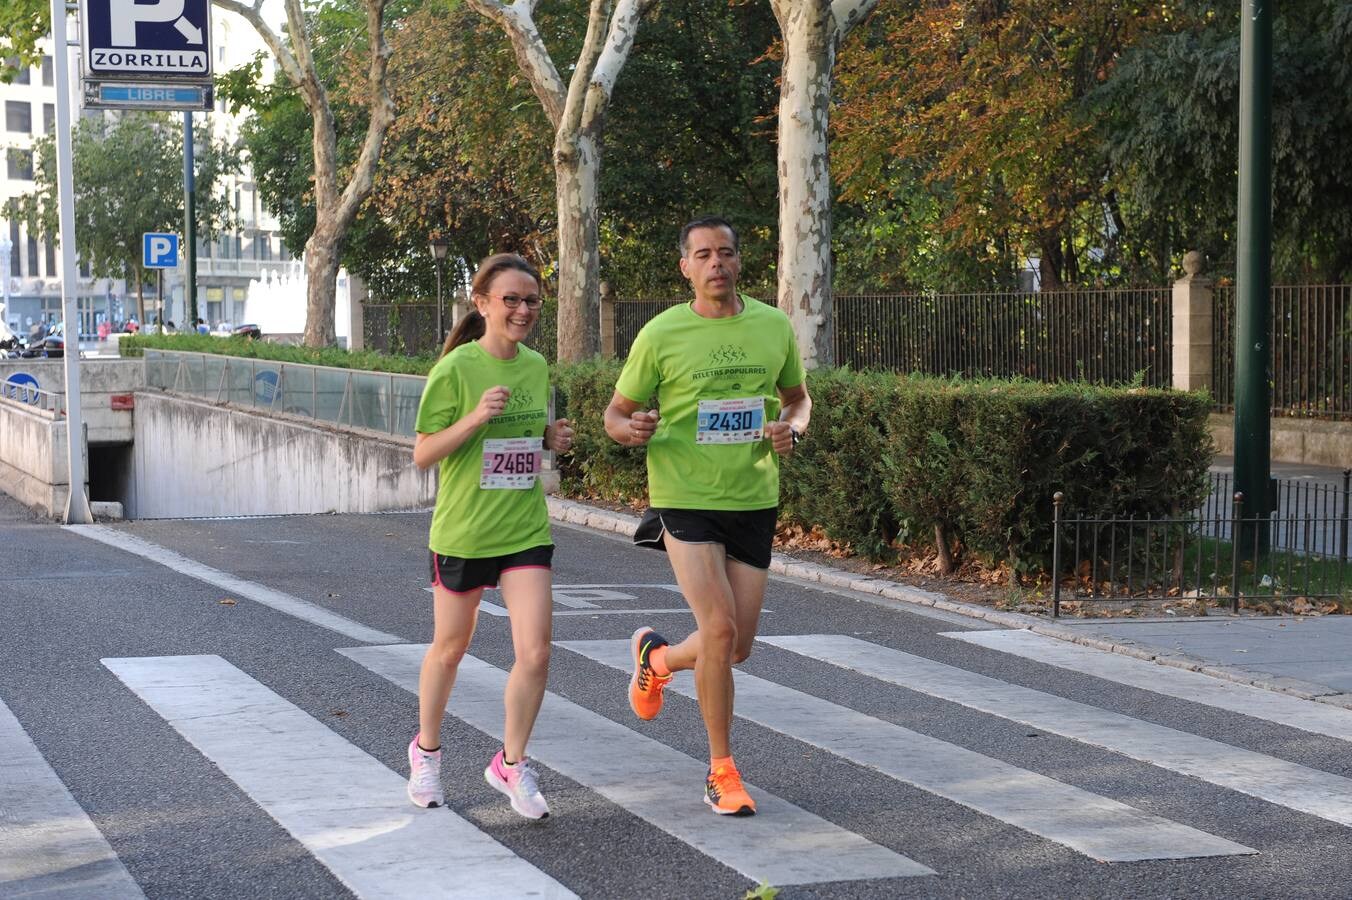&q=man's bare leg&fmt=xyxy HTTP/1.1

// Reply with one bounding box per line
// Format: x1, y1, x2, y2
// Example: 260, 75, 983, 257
662, 535, 737, 758
662, 558, 767, 671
